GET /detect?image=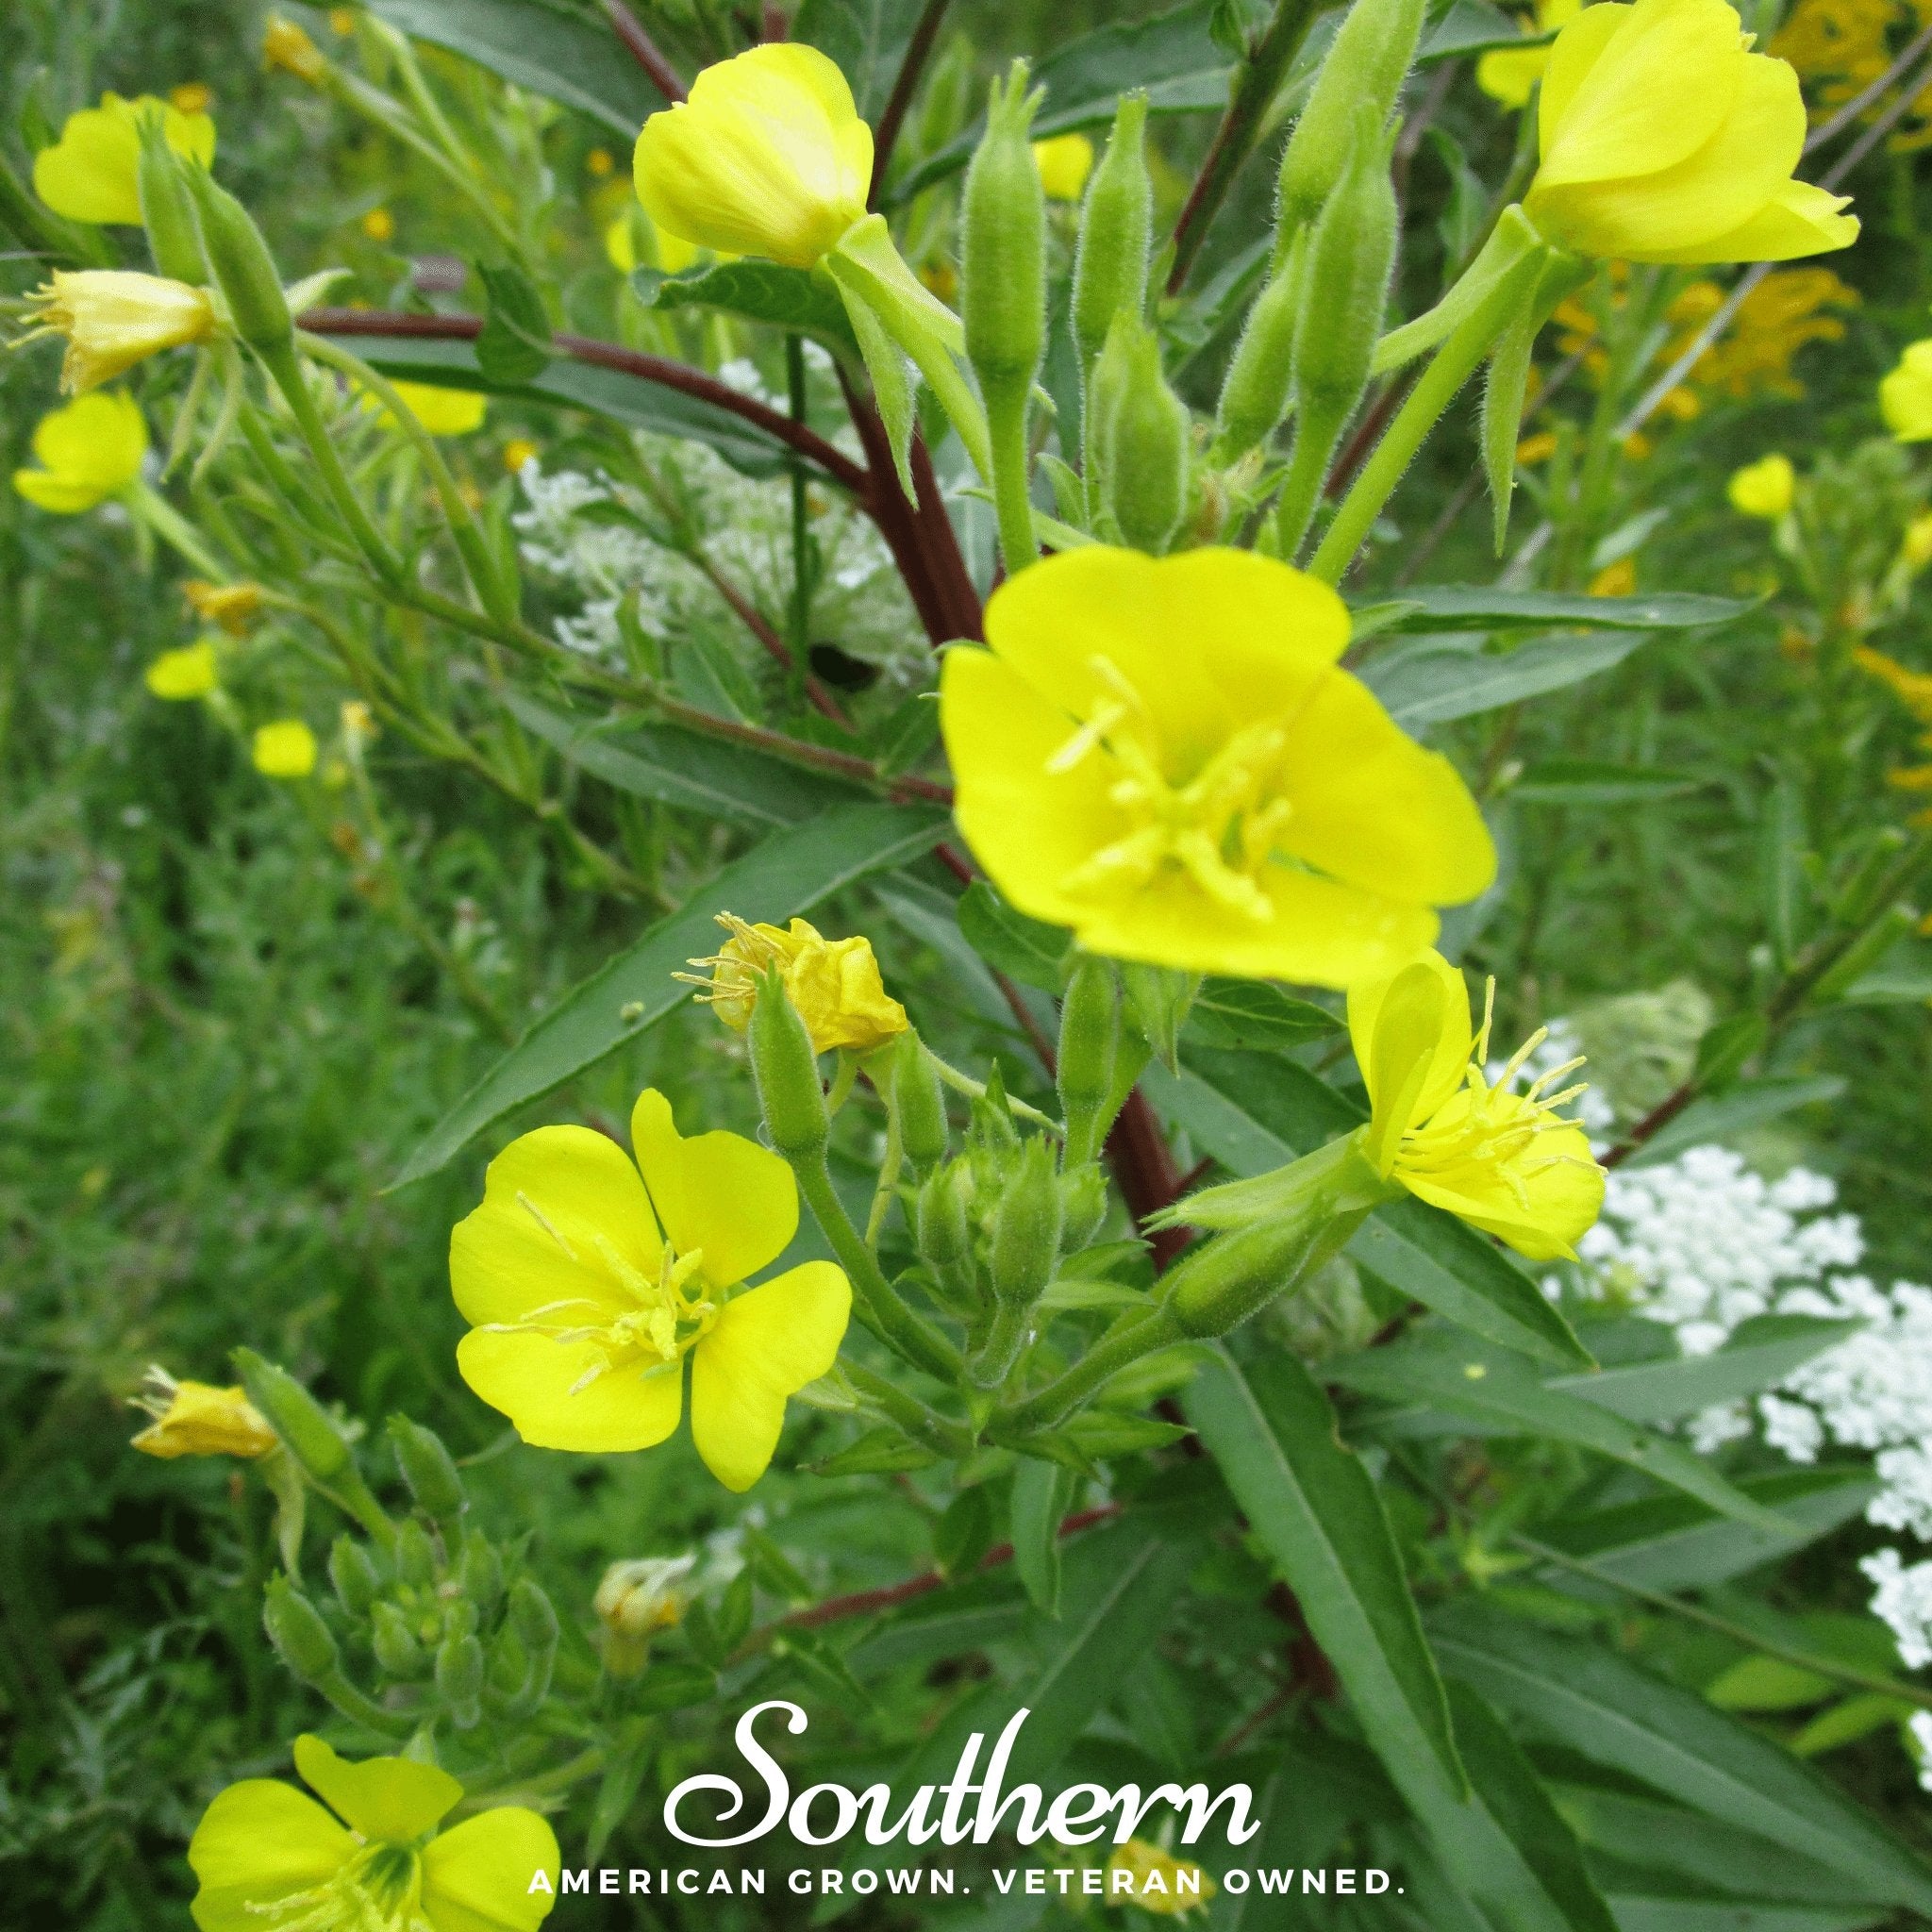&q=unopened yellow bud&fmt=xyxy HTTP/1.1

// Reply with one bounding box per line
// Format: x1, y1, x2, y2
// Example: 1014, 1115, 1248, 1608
593, 1556, 694, 1676
328, 6, 358, 33
683, 912, 908, 1055
145, 641, 221, 700
1106, 1840, 1217, 1916
130, 1368, 277, 1459
24, 270, 218, 394
264, 14, 328, 82
341, 699, 376, 748
586, 147, 614, 177
1727, 452, 1794, 519
1589, 557, 1636, 598
183, 578, 264, 634
360, 207, 394, 242
253, 719, 318, 779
